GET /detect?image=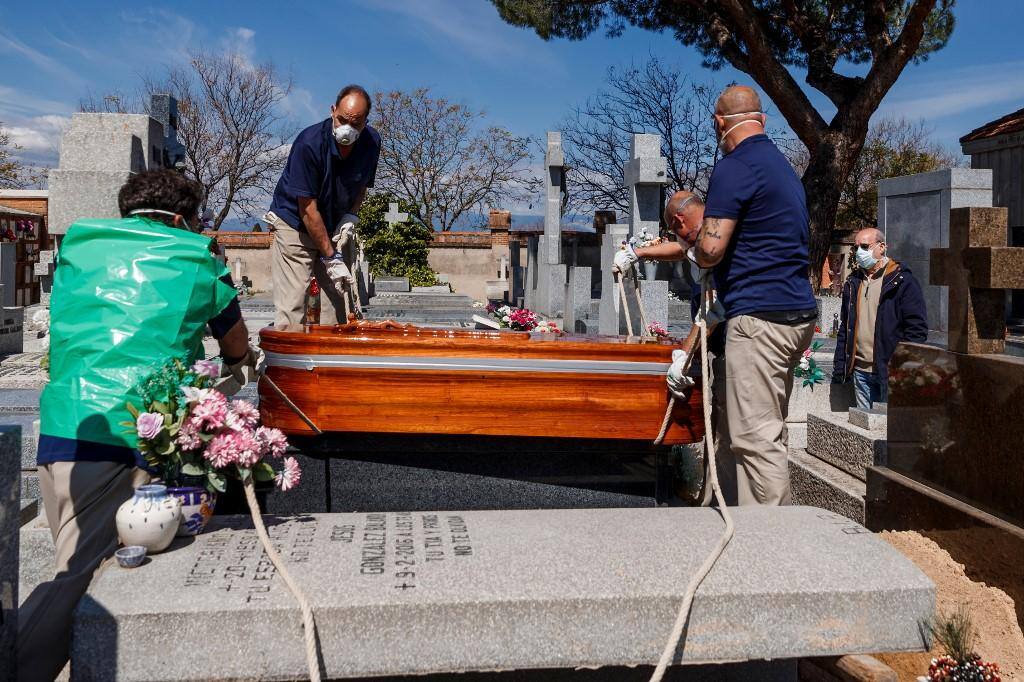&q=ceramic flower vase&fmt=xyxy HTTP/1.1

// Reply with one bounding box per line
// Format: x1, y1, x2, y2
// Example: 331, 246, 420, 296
166, 485, 217, 536
115, 484, 182, 553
